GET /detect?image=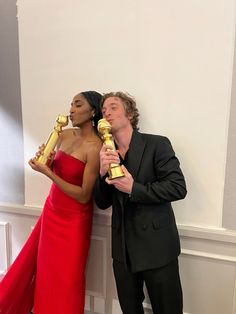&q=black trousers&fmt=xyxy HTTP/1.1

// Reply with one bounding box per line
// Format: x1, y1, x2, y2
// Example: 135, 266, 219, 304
113, 258, 183, 314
